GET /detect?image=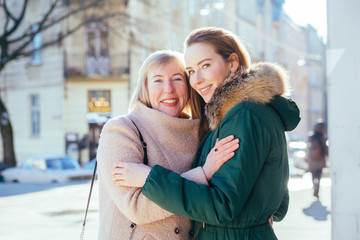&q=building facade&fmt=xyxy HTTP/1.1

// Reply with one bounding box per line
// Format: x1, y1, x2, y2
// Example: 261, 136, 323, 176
0, 0, 326, 164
